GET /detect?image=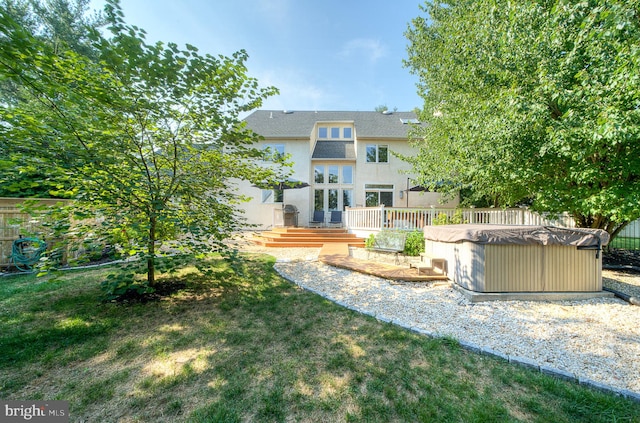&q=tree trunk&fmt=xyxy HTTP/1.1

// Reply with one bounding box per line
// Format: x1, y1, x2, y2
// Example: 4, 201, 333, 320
573, 211, 630, 245
147, 213, 156, 287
